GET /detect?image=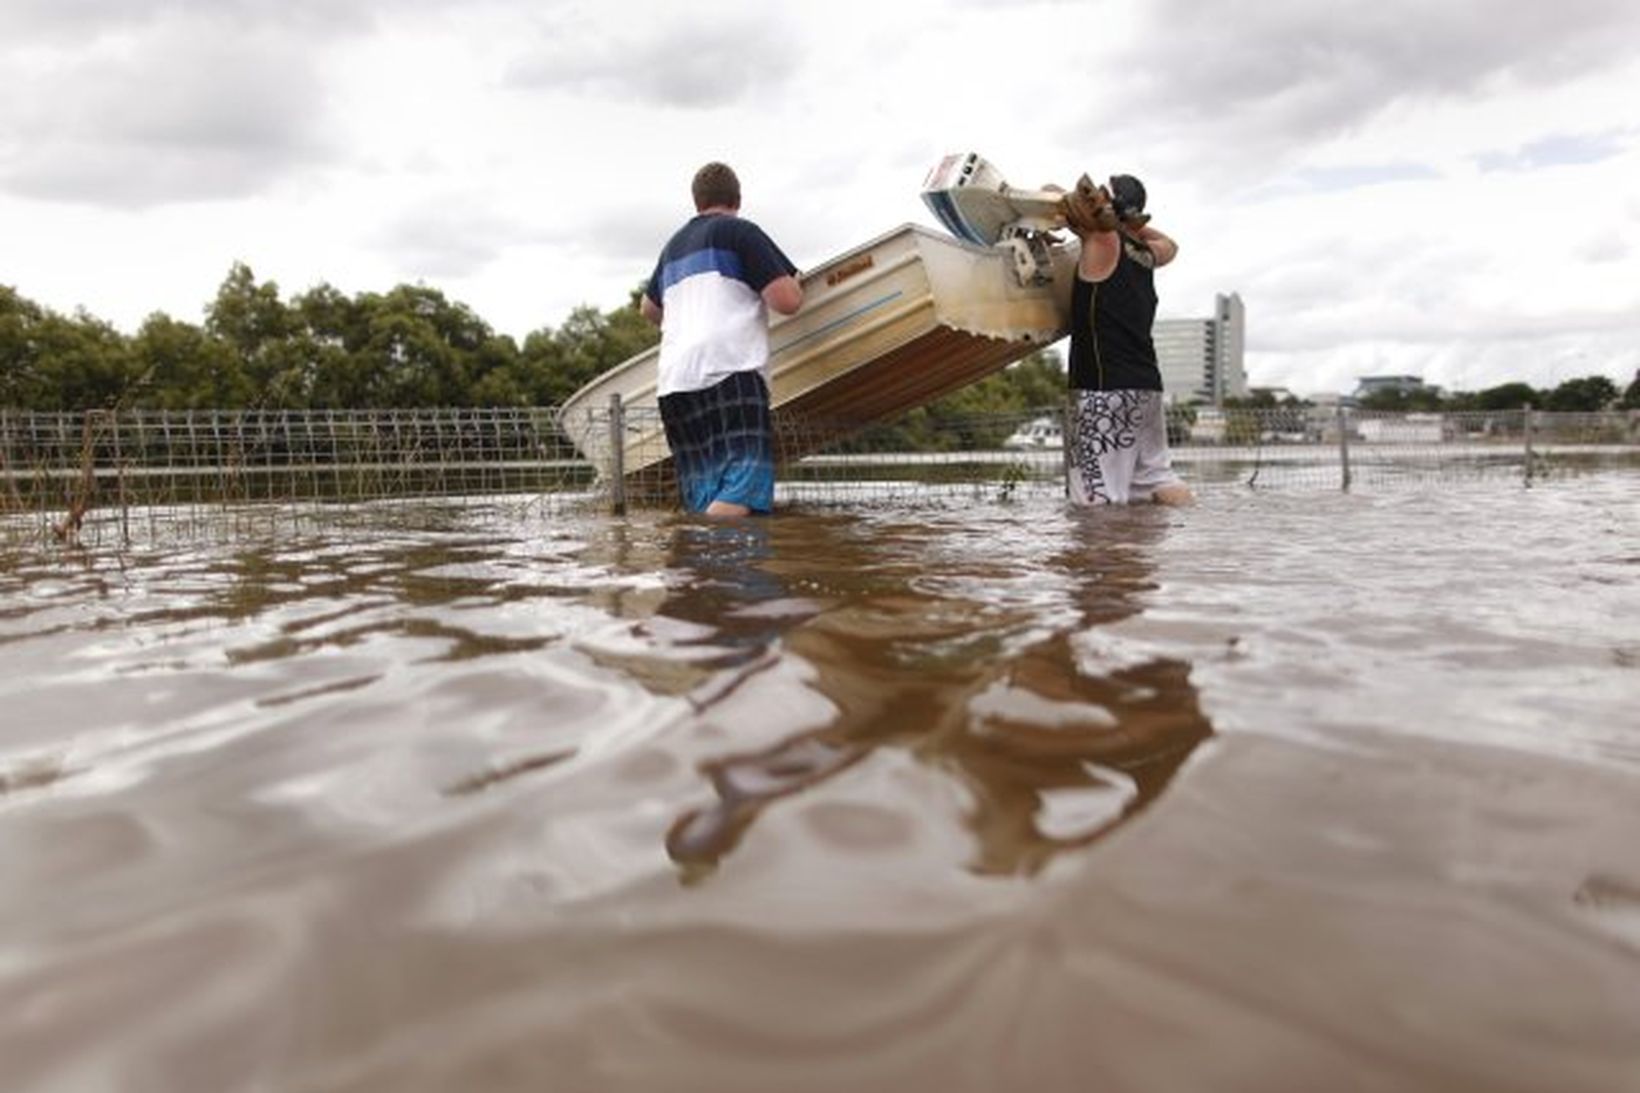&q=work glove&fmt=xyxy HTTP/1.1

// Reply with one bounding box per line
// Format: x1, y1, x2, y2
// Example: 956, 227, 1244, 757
1061, 174, 1119, 234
